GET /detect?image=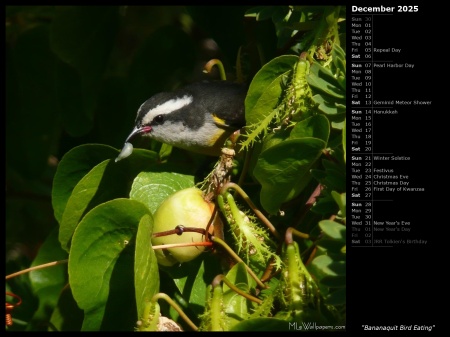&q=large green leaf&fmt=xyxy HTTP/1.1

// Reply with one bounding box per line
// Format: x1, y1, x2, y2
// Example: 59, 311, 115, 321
58, 149, 158, 251
52, 144, 119, 224
253, 137, 326, 214
69, 198, 151, 331
289, 114, 330, 143
245, 55, 298, 126
135, 214, 159, 321
130, 171, 194, 214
